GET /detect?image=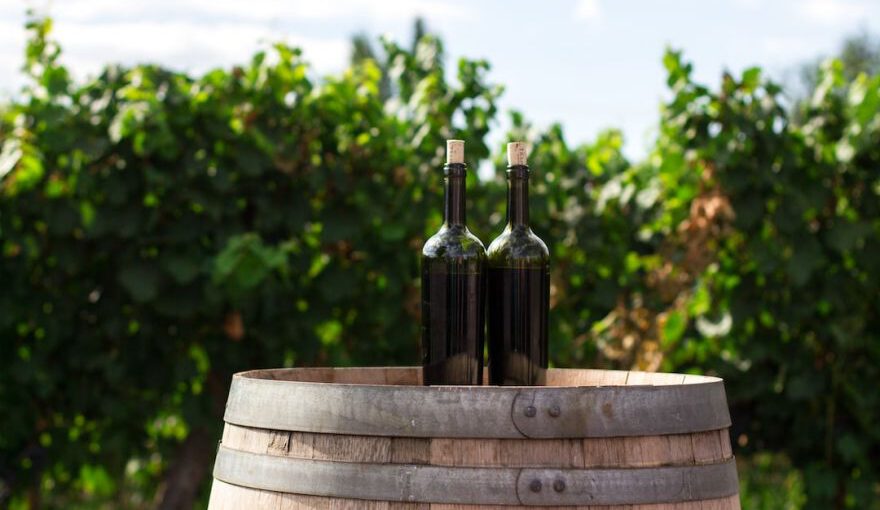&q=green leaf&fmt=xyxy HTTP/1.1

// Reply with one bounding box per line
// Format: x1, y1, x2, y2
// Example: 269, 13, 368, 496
315, 320, 342, 346
741, 67, 761, 91
108, 102, 149, 144
161, 253, 202, 284
825, 220, 871, 253
786, 372, 824, 400
786, 236, 823, 286
661, 311, 687, 346
323, 210, 359, 243
379, 224, 406, 241
117, 263, 161, 303
212, 234, 287, 297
